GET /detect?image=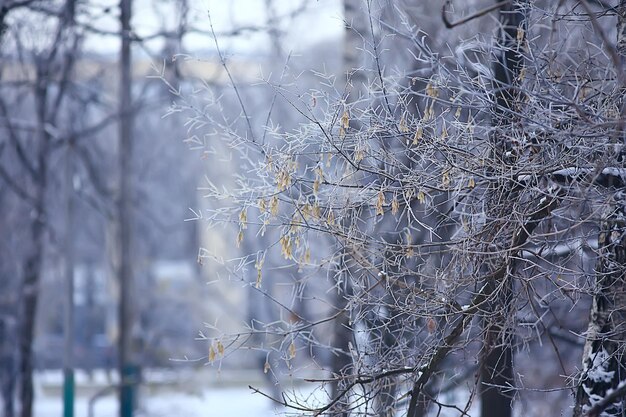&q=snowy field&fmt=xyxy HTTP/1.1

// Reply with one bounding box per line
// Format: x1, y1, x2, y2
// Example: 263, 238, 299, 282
37, 386, 282, 417
34, 369, 319, 417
